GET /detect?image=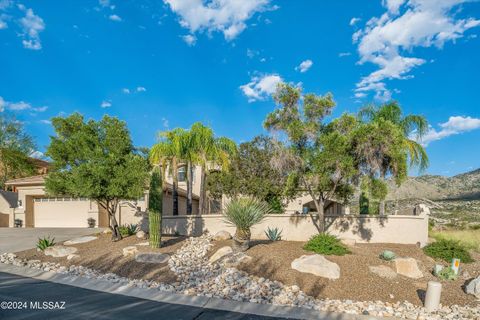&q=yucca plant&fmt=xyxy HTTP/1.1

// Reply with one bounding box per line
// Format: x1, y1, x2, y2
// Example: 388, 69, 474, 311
37, 236, 56, 251
223, 197, 272, 250
265, 227, 282, 241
